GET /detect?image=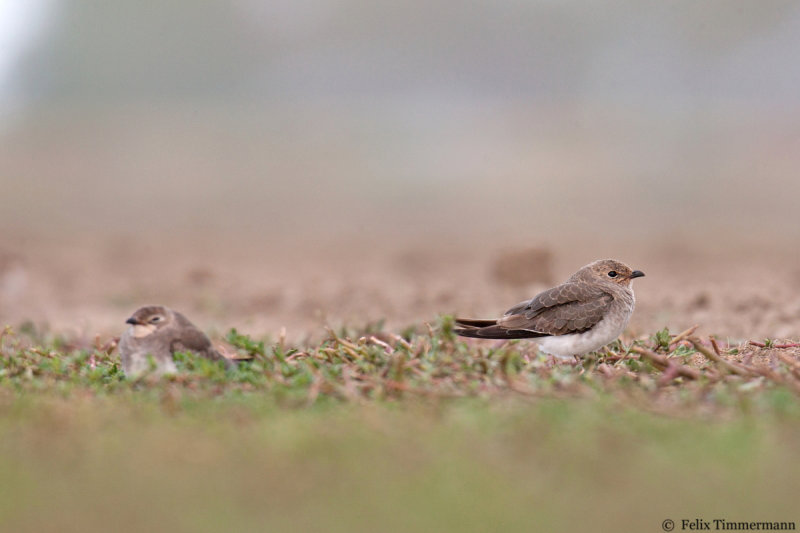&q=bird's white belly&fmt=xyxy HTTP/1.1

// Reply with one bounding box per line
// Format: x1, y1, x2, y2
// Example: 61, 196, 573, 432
537, 314, 628, 359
